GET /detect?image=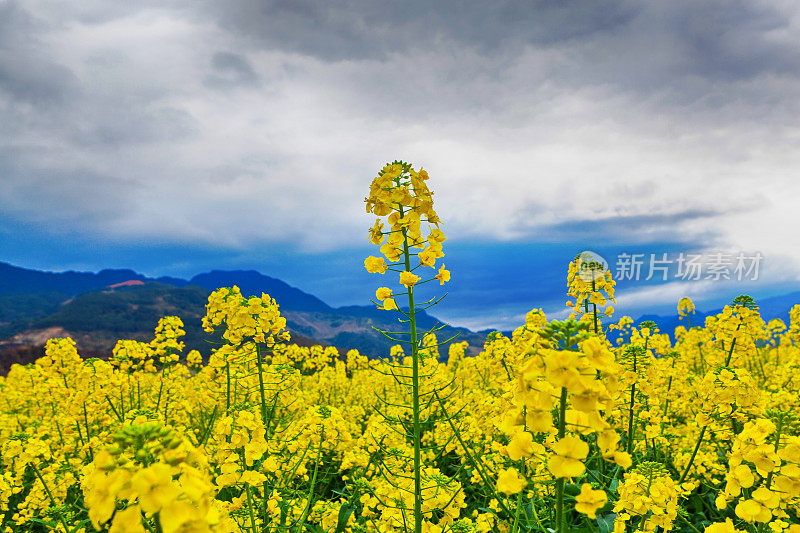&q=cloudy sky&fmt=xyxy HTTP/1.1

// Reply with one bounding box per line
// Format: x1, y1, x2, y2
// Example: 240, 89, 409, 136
2, 0, 799, 329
